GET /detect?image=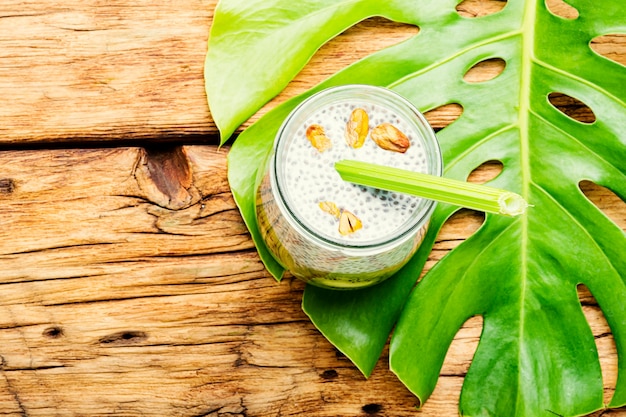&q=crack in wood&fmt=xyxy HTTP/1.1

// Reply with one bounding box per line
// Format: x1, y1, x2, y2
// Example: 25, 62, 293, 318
0, 356, 29, 416
188, 398, 248, 417
6, 242, 115, 256
98, 330, 148, 346
42, 292, 189, 307
0, 11, 59, 19
2, 365, 68, 372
